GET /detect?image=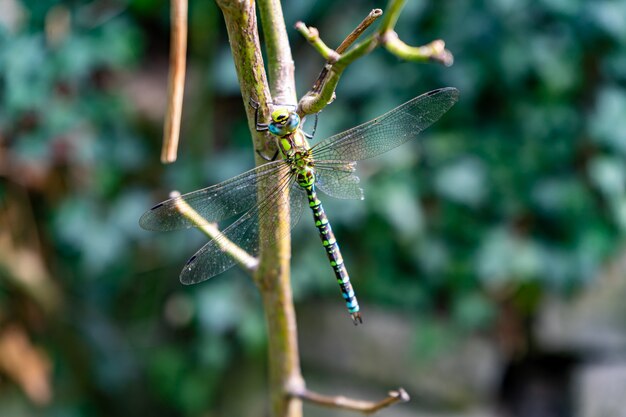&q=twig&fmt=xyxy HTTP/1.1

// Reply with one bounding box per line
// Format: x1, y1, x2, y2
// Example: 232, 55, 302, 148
382, 33, 454, 67
335, 8, 383, 54
299, 8, 382, 100
378, 0, 406, 33
297, 27, 378, 115
290, 387, 410, 414
169, 191, 258, 274
161, 0, 187, 164
294, 22, 339, 62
